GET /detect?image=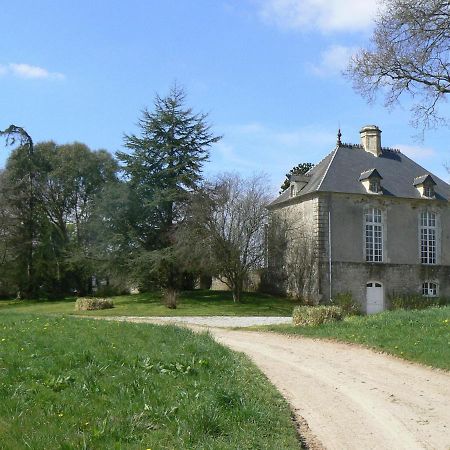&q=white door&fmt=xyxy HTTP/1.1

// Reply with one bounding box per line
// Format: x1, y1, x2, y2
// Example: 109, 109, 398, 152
366, 282, 384, 314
